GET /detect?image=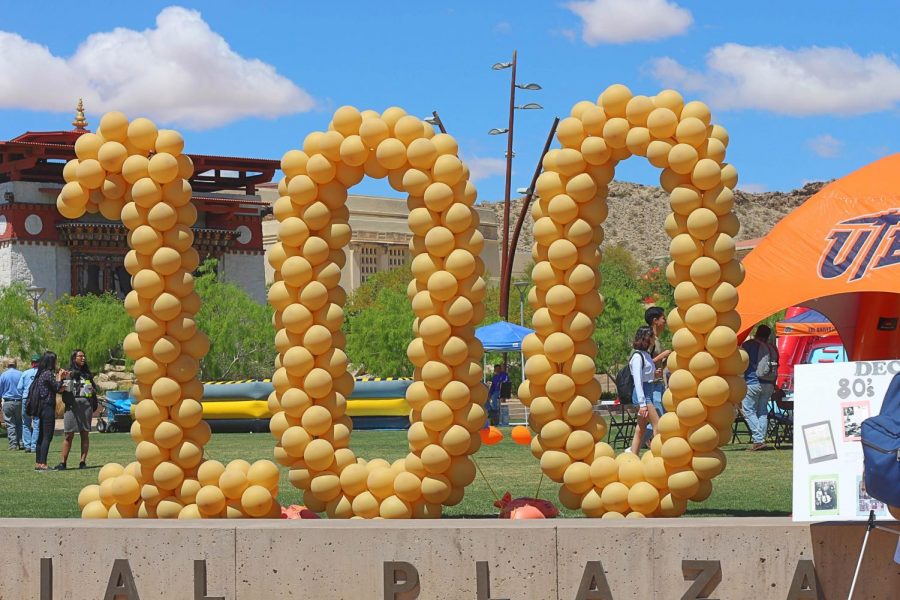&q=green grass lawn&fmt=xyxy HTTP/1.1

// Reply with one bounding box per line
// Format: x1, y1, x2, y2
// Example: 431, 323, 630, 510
0, 429, 792, 519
